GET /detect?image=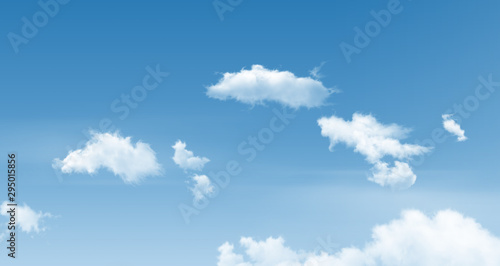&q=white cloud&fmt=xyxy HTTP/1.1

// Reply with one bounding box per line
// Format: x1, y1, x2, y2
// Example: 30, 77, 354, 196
206, 65, 334, 108
172, 141, 212, 203
442, 114, 467, 142
218, 237, 302, 266
317, 113, 428, 163
317, 113, 430, 189
217, 209, 500, 266
172, 140, 210, 171
190, 174, 215, 203
53, 132, 162, 184
218, 242, 251, 266
1, 201, 52, 233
